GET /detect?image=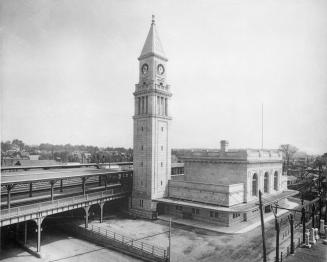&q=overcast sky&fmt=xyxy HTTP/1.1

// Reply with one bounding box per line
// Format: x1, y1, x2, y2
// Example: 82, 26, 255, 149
1, 0, 326, 154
